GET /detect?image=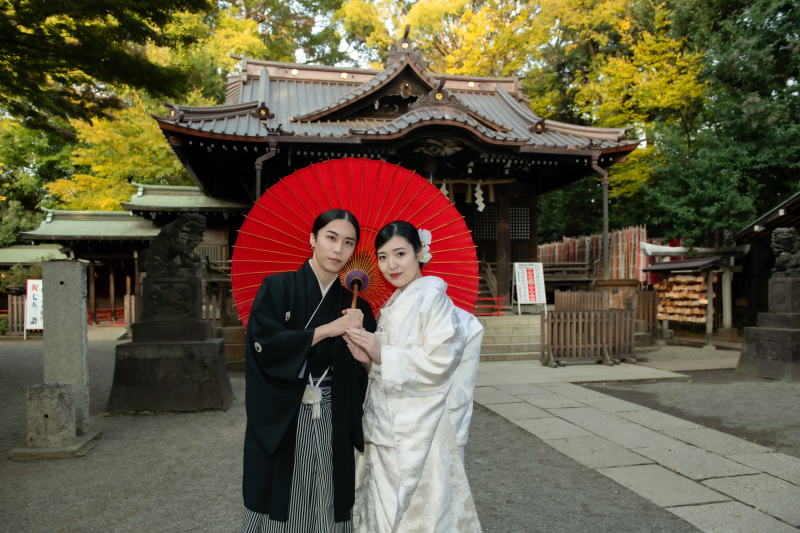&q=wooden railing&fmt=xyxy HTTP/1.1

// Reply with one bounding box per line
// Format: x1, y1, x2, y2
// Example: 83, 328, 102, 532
481, 259, 498, 298
637, 291, 659, 332
7, 294, 25, 335
554, 290, 609, 311
541, 310, 636, 367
